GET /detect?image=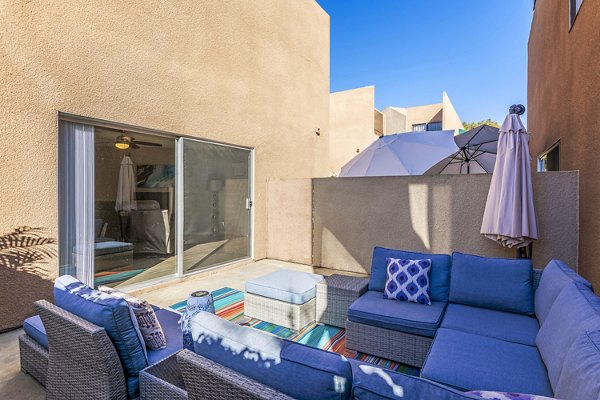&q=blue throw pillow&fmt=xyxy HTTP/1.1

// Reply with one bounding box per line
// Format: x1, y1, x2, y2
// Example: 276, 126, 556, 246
383, 258, 431, 305
369, 247, 451, 302
449, 252, 534, 315
54, 275, 148, 398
